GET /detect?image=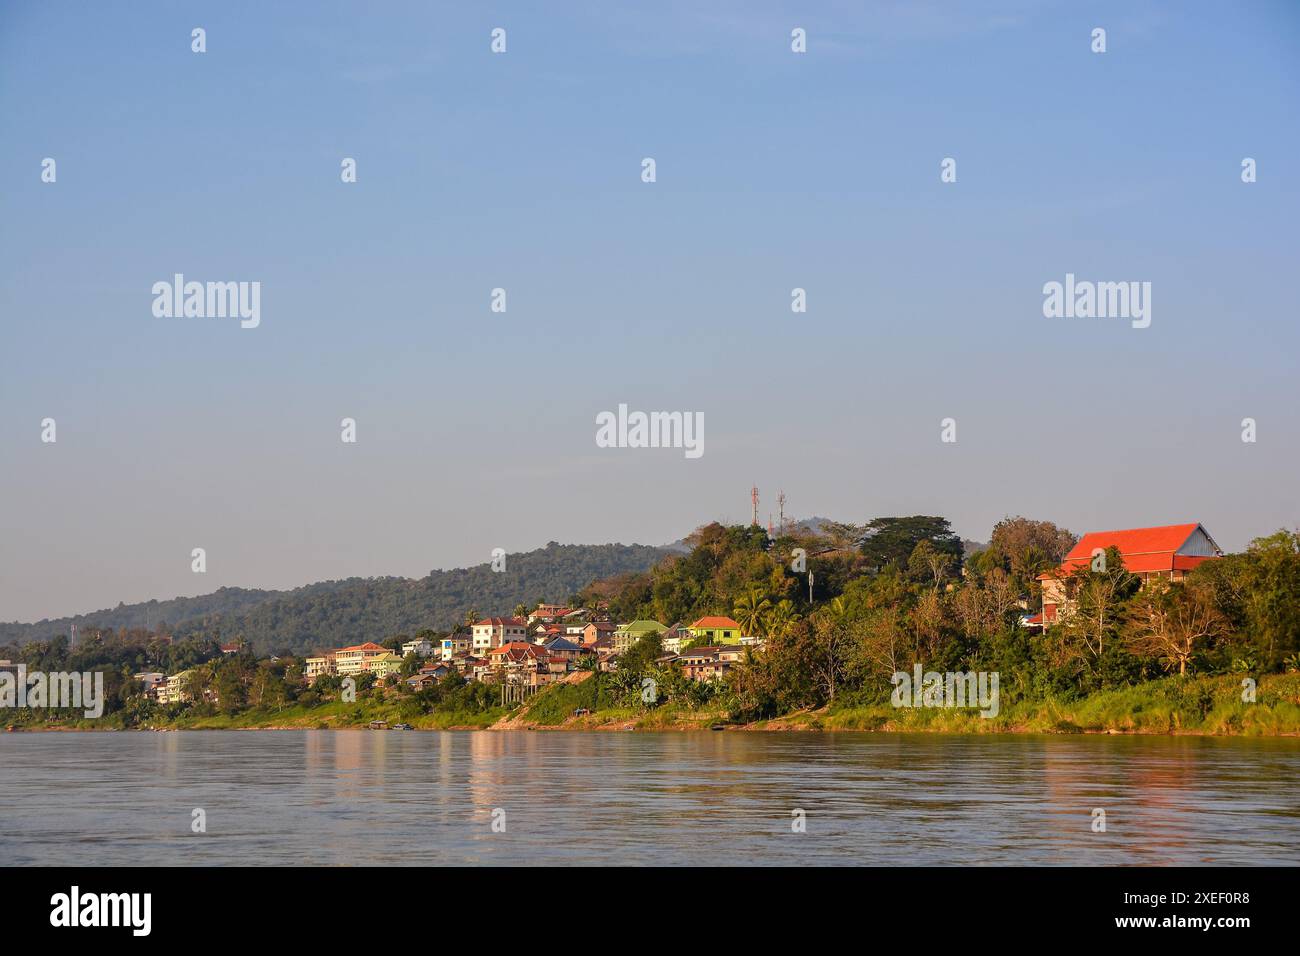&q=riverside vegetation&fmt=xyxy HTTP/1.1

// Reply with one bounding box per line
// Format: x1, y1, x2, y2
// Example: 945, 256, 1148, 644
5, 517, 1299, 736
